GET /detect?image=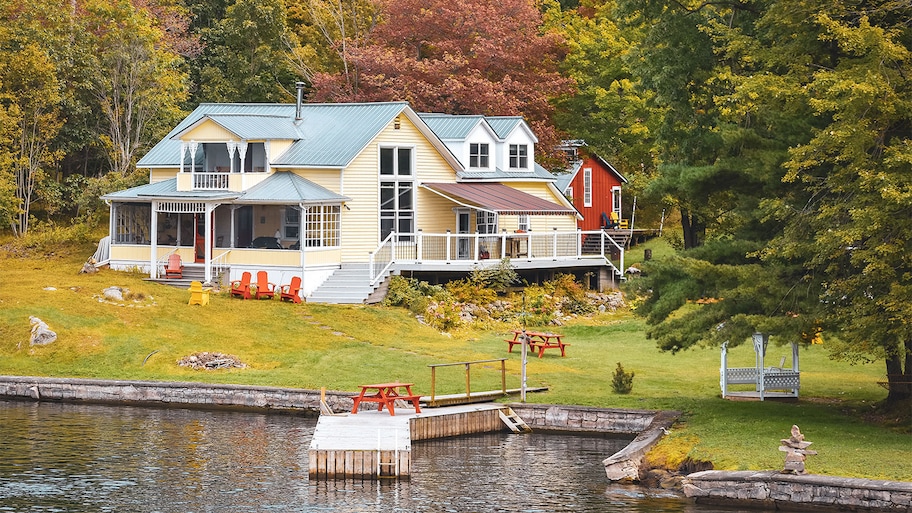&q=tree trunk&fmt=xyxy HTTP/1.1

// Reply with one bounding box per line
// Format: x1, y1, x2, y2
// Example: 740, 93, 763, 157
884, 338, 911, 406
680, 208, 704, 249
